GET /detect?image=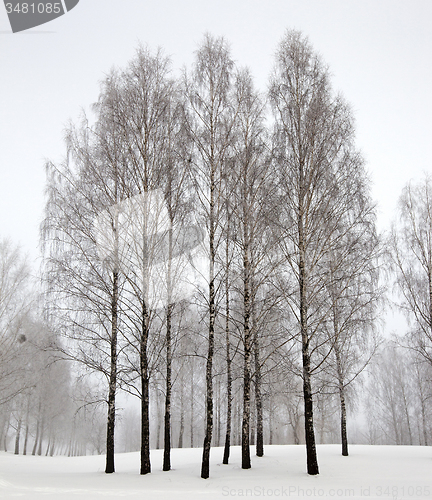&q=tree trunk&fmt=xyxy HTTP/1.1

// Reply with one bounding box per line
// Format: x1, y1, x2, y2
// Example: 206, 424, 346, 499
299, 178, 319, 475
421, 398, 428, 446
3, 424, 8, 453
14, 418, 22, 455
201, 274, 215, 479
156, 389, 161, 450
140, 300, 151, 475
254, 316, 264, 457
400, 385, 413, 445
105, 270, 118, 474
250, 405, 255, 446
0, 418, 4, 451
50, 437, 56, 457
241, 252, 252, 470
37, 417, 44, 456
201, 178, 216, 479
163, 302, 173, 471
293, 419, 300, 445
235, 397, 241, 446
164, 219, 174, 469
32, 419, 39, 456
190, 362, 194, 448
222, 258, 232, 465
335, 346, 348, 456
178, 372, 185, 449
300, 266, 319, 475
23, 421, 29, 455
339, 384, 348, 456
269, 396, 273, 446
302, 351, 318, 474
216, 379, 221, 447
